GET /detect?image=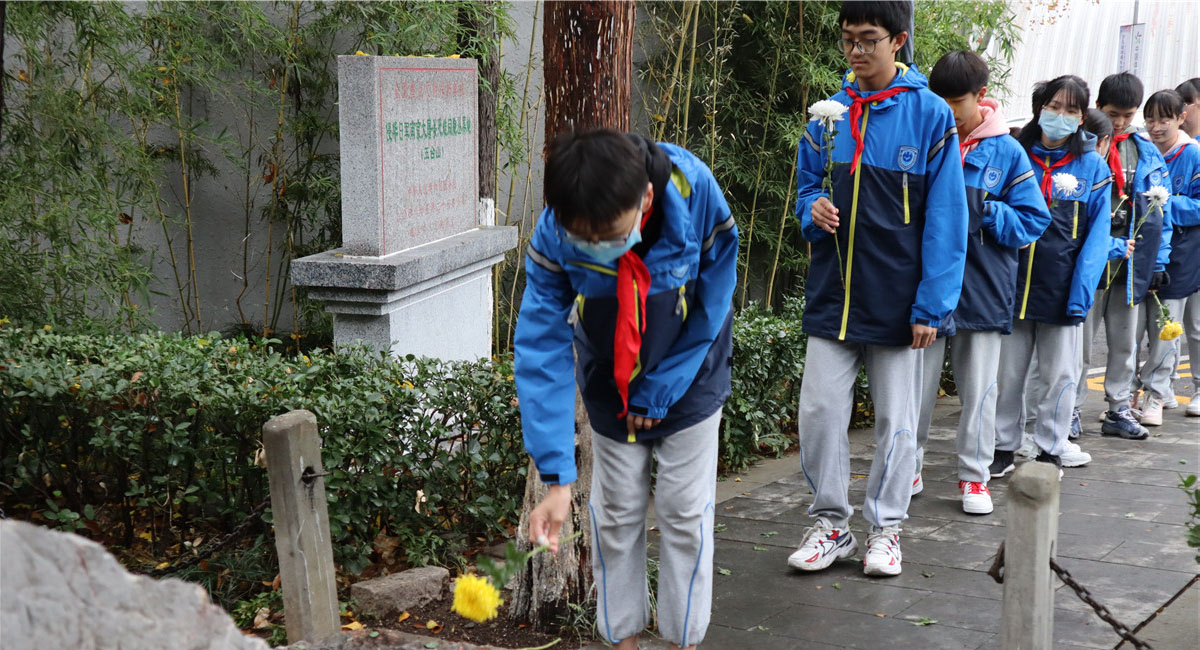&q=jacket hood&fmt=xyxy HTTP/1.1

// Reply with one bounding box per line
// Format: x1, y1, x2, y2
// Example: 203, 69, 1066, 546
842, 62, 928, 97
962, 98, 1010, 156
